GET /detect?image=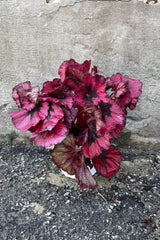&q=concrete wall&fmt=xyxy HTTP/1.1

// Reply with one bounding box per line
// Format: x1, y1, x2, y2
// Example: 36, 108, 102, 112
0, 0, 160, 148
